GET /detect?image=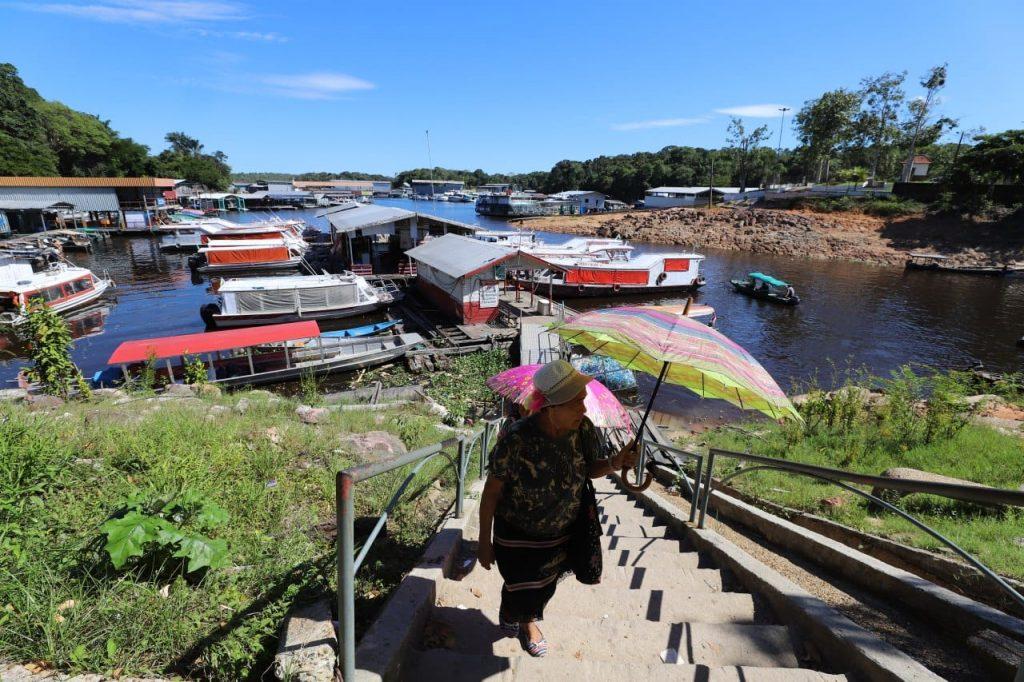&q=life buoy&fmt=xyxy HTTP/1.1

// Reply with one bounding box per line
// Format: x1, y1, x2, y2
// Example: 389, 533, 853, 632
577, 285, 585, 294
656, 272, 667, 286
612, 284, 621, 293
